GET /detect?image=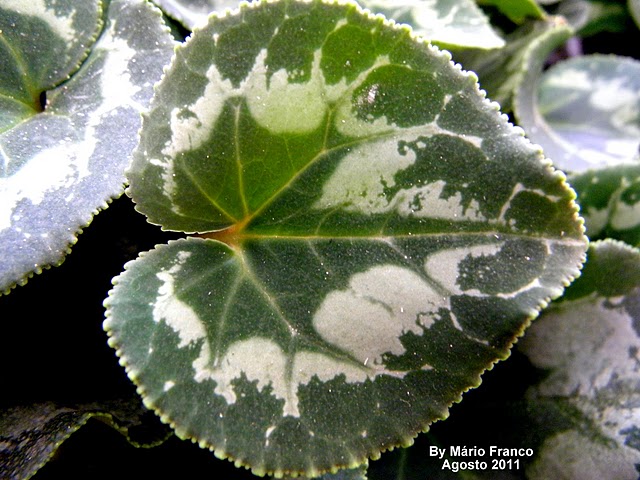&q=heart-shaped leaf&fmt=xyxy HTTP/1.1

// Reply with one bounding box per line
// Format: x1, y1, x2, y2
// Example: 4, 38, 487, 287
104, 0, 586, 476
0, 0, 175, 294
516, 55, 640, 172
